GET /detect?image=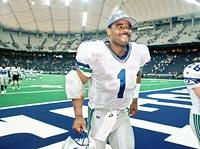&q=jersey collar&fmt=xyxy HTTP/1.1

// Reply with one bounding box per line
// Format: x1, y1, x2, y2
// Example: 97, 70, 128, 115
104, 40, 132, 63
